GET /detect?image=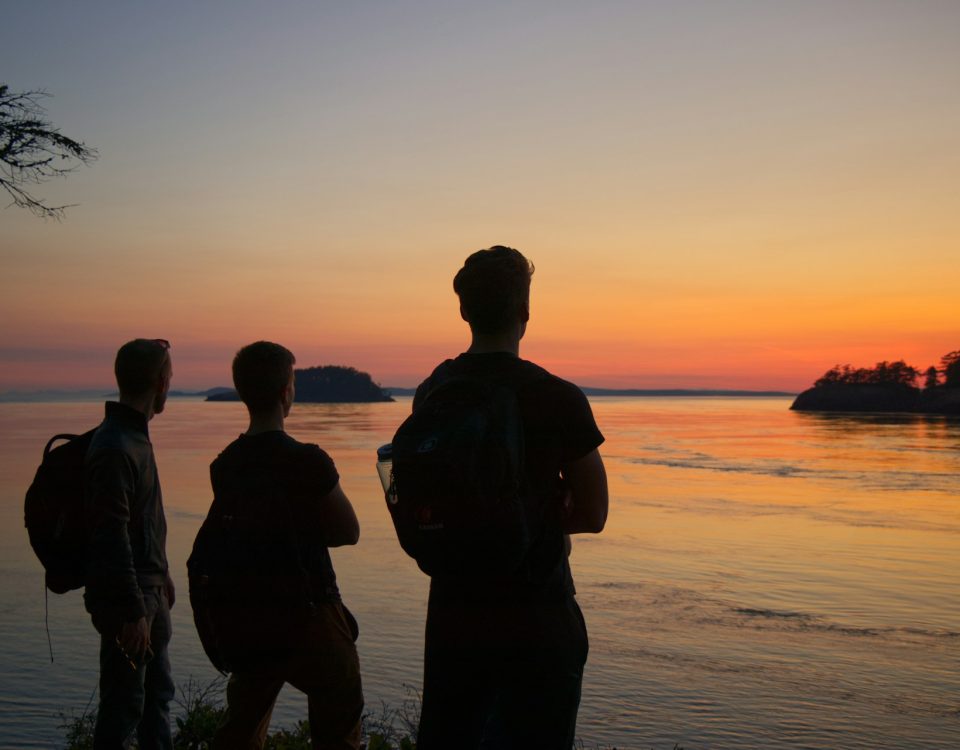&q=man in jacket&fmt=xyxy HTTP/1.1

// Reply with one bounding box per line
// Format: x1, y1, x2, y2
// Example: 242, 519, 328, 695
84, 338, 175, 750
413, 246, 609, 749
